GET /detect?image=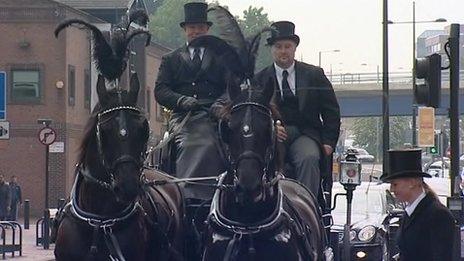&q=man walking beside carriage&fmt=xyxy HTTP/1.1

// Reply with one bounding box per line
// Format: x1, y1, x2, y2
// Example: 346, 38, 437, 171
154, 2, 227, 200
255, 21, 341, 197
